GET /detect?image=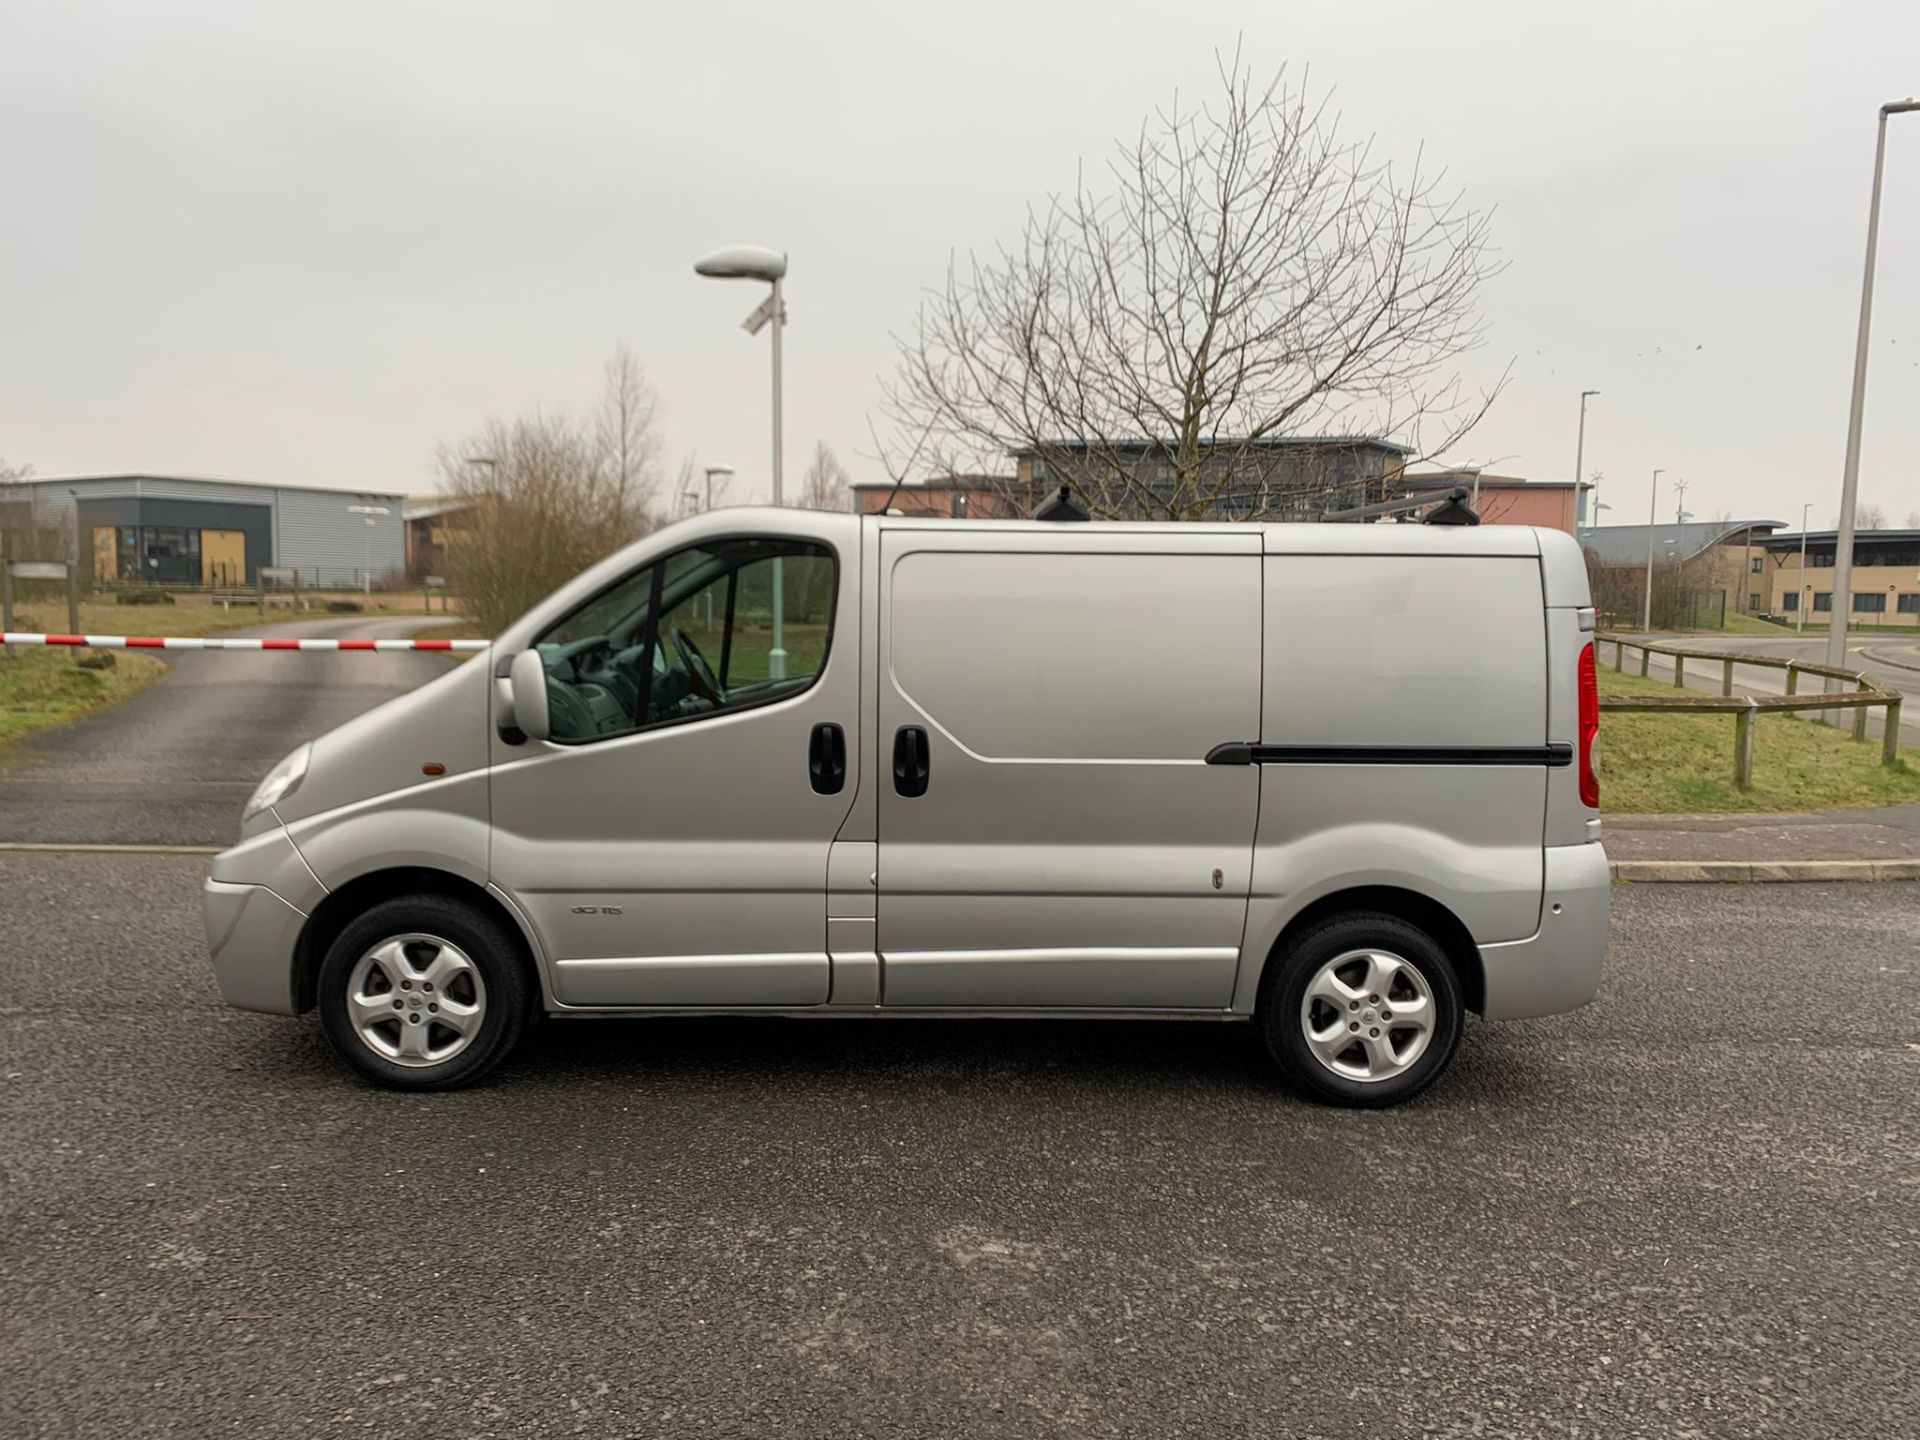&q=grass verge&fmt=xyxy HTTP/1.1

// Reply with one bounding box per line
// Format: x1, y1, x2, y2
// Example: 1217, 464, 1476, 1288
0, 650, 169, 749
1598, 668, 1920, 813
